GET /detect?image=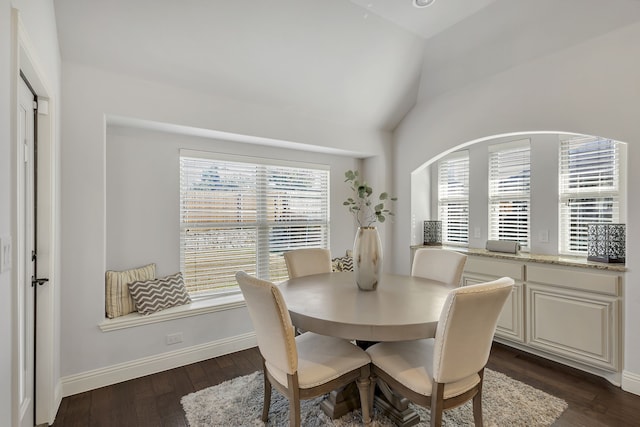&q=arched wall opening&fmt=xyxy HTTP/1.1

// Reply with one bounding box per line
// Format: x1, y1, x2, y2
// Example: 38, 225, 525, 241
410, 130, 628, 257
